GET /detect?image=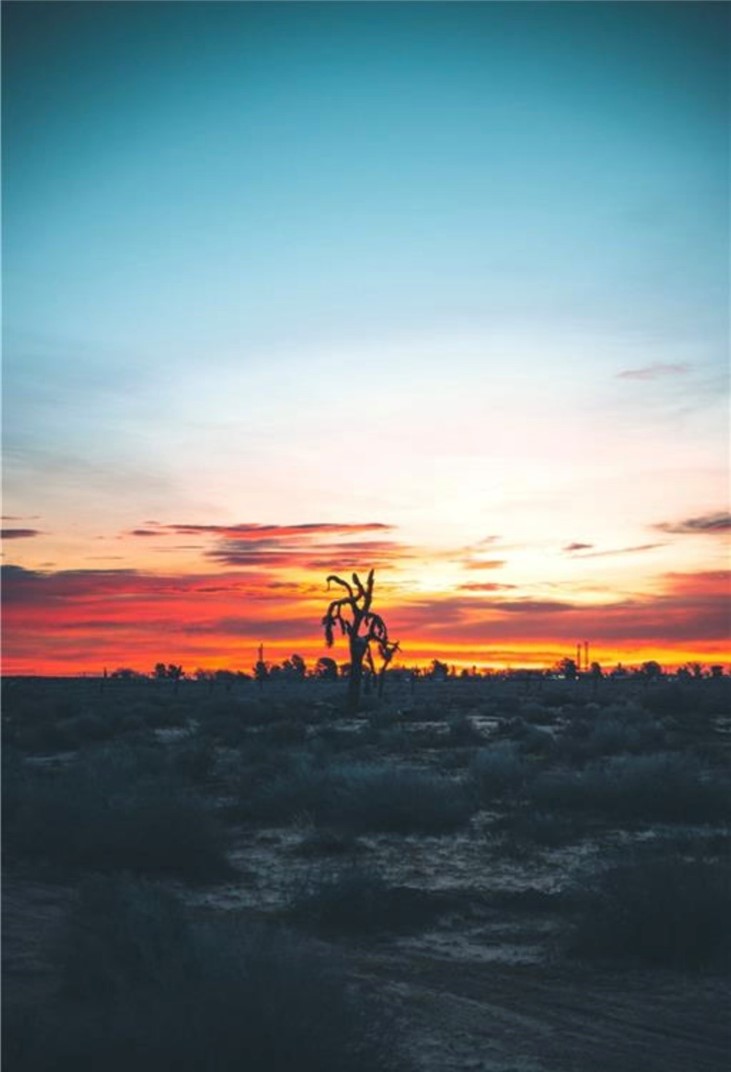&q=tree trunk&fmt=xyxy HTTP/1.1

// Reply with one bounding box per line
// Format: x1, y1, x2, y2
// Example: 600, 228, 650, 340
347, 636, 366, 712
347, 659, 363, 712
